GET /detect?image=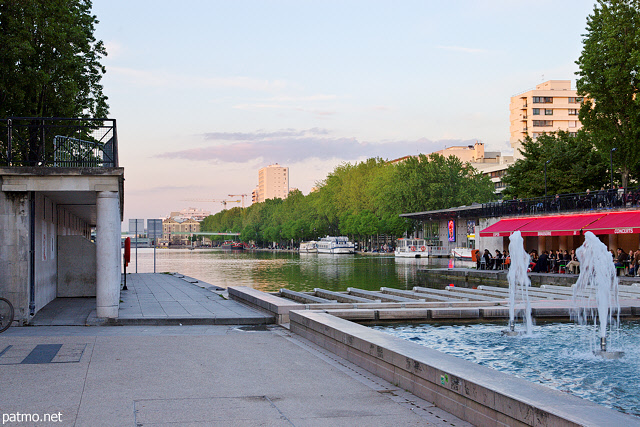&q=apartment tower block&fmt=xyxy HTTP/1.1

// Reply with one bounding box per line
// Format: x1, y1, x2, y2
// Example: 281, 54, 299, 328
256, 164, 289, 203
509, 80, 583, 159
